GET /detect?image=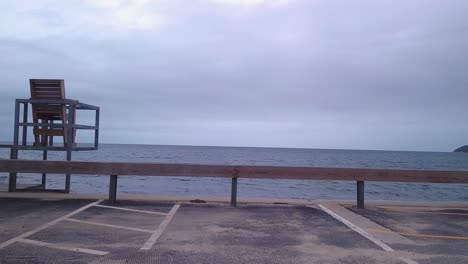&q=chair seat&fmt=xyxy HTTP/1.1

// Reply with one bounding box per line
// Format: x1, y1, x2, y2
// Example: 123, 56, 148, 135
33, 128, 65, 136
36, 114, 64, 120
